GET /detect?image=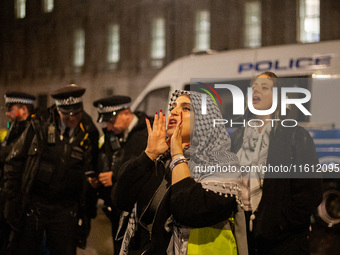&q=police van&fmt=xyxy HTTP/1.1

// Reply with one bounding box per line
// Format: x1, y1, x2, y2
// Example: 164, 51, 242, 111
132, 39, 340, 228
